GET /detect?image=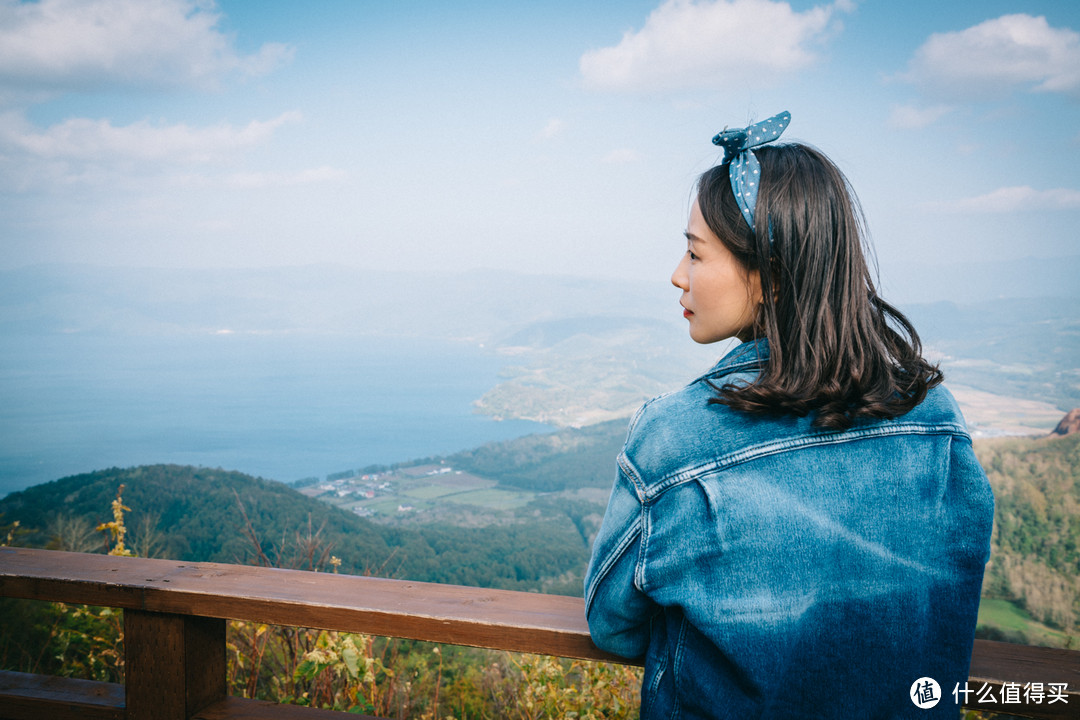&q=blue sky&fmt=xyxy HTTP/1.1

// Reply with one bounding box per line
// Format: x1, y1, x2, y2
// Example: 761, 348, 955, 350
1, 0, 1078, 292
